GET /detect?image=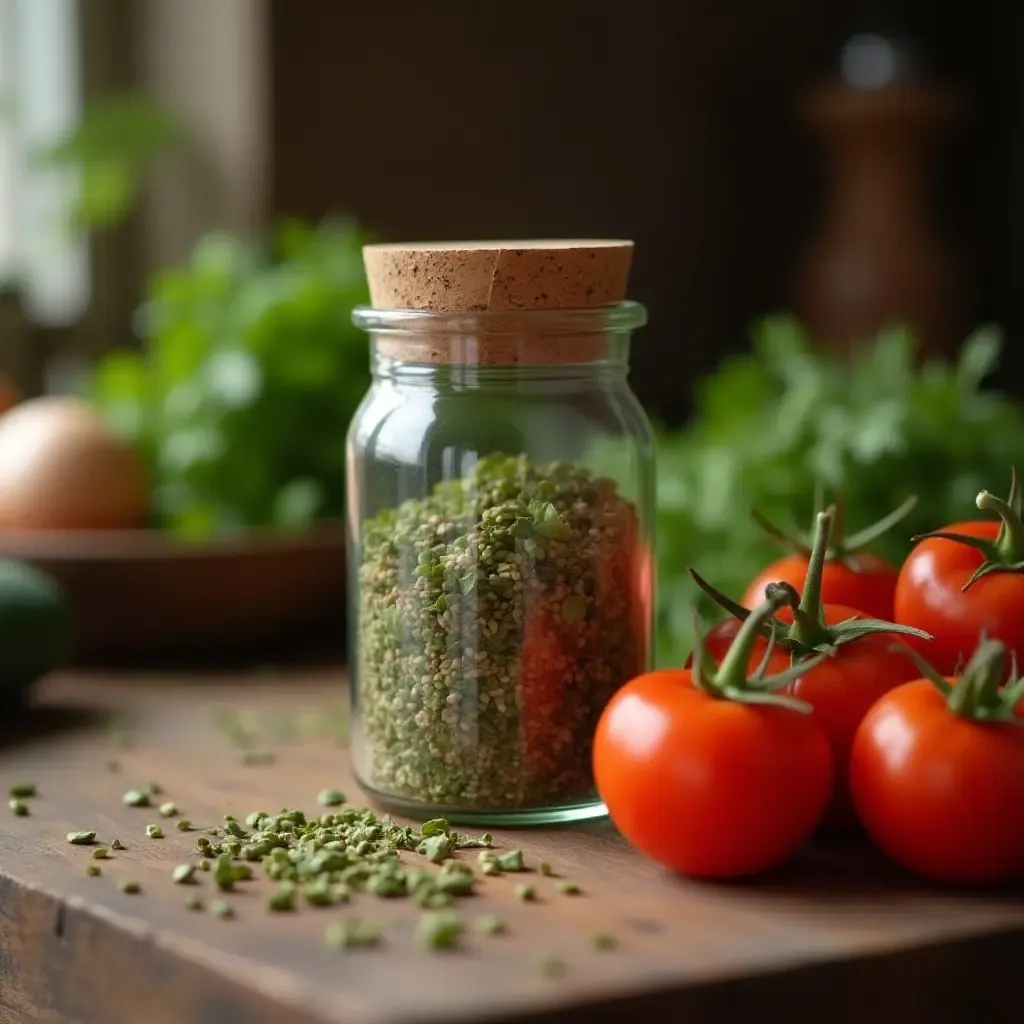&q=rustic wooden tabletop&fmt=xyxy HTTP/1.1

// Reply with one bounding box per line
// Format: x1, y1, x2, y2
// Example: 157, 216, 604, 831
0, 669, 1022, 1024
